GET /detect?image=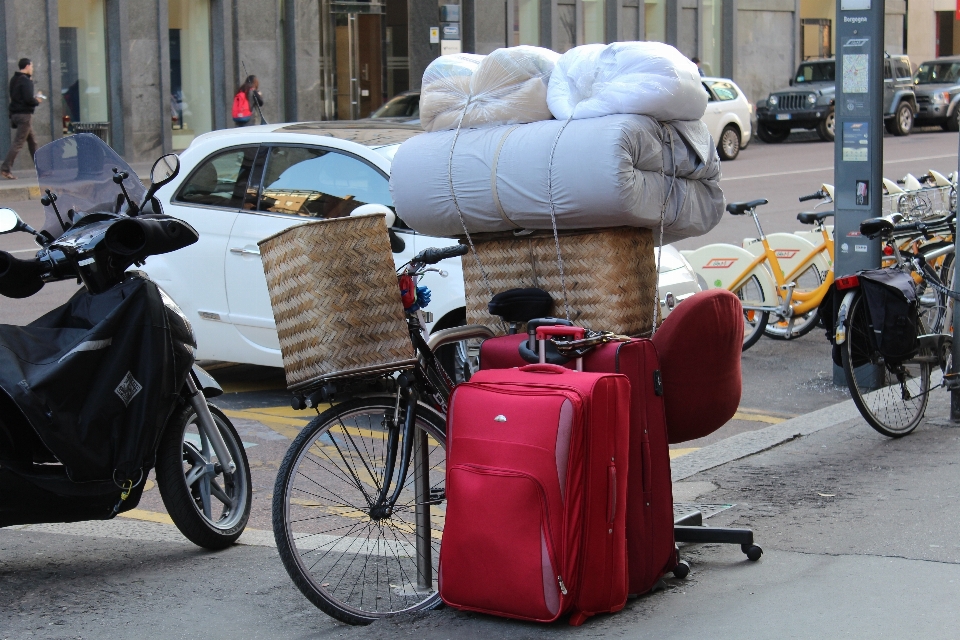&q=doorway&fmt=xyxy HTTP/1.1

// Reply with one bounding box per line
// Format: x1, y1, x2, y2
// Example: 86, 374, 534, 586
323, 3, 384, 120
